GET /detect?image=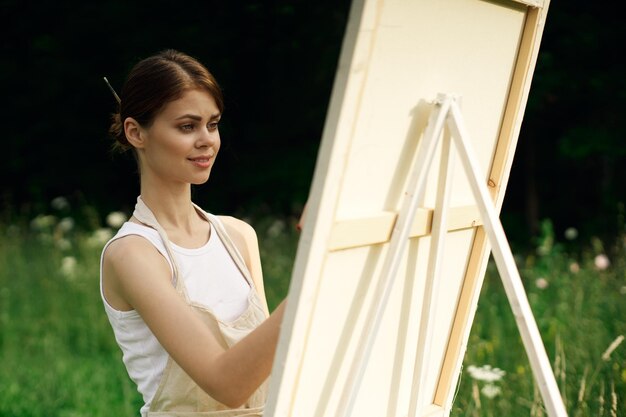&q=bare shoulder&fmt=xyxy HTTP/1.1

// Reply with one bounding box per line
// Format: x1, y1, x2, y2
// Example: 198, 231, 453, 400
218, 216, 258, 242
216, 216, 260, 272
104, 234, 171, 282
102, 234, 171, 310
104, 234, 165, 268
